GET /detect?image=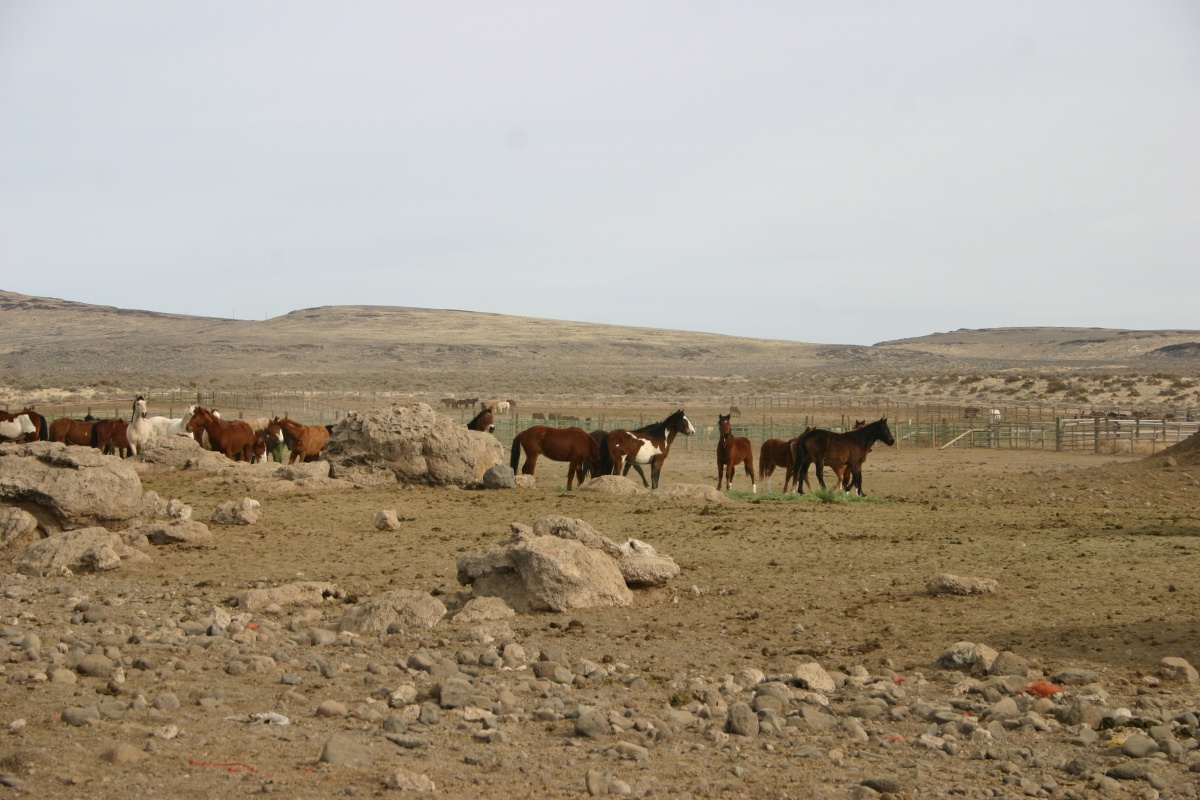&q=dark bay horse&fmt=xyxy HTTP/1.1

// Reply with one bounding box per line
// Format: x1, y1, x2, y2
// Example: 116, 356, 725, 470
467, 408, 495, 433
791, 417, 895, 496
579, 430, 648, 485
273, 416, 330, 464
187, 406, 256, 461
606, 409, 695, 490
509, 425, 599, 491
92, 418, 130, 457
716, 414, 755, 492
